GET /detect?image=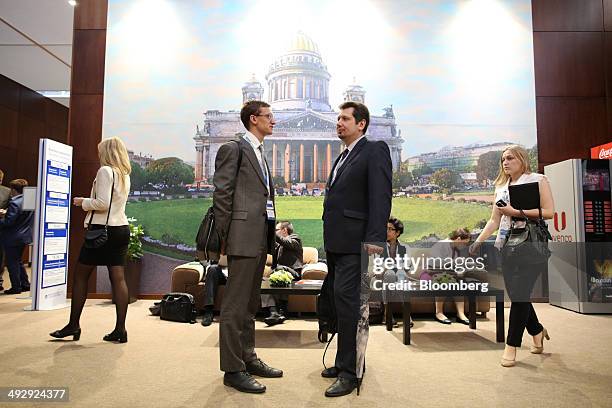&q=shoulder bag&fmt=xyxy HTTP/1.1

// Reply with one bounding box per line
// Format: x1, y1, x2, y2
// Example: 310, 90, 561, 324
83, 170, 115, 249
196, 140, 243, 260
503, 206, 552, 264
